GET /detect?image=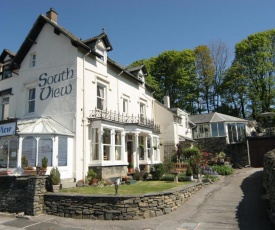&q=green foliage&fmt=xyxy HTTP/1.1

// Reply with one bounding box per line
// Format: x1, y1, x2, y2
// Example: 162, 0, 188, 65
235, 29, 275, 118
50, 167, 61, 185
212, 165, 233, 175
133, 169, 146, 181
194, 45, 215, 113
150, 163, 165, 180
186, 164, 193, 176
85, 169, 97, 184
128, 162, 134, 169
41, 157, 48, 169
161, 173, 189, 182
163, 157, 175, 173
21, 155, 28, 169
